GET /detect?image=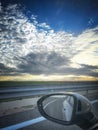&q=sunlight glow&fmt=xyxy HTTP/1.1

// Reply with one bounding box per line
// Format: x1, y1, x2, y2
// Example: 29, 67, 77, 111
0, 74, 98, 81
